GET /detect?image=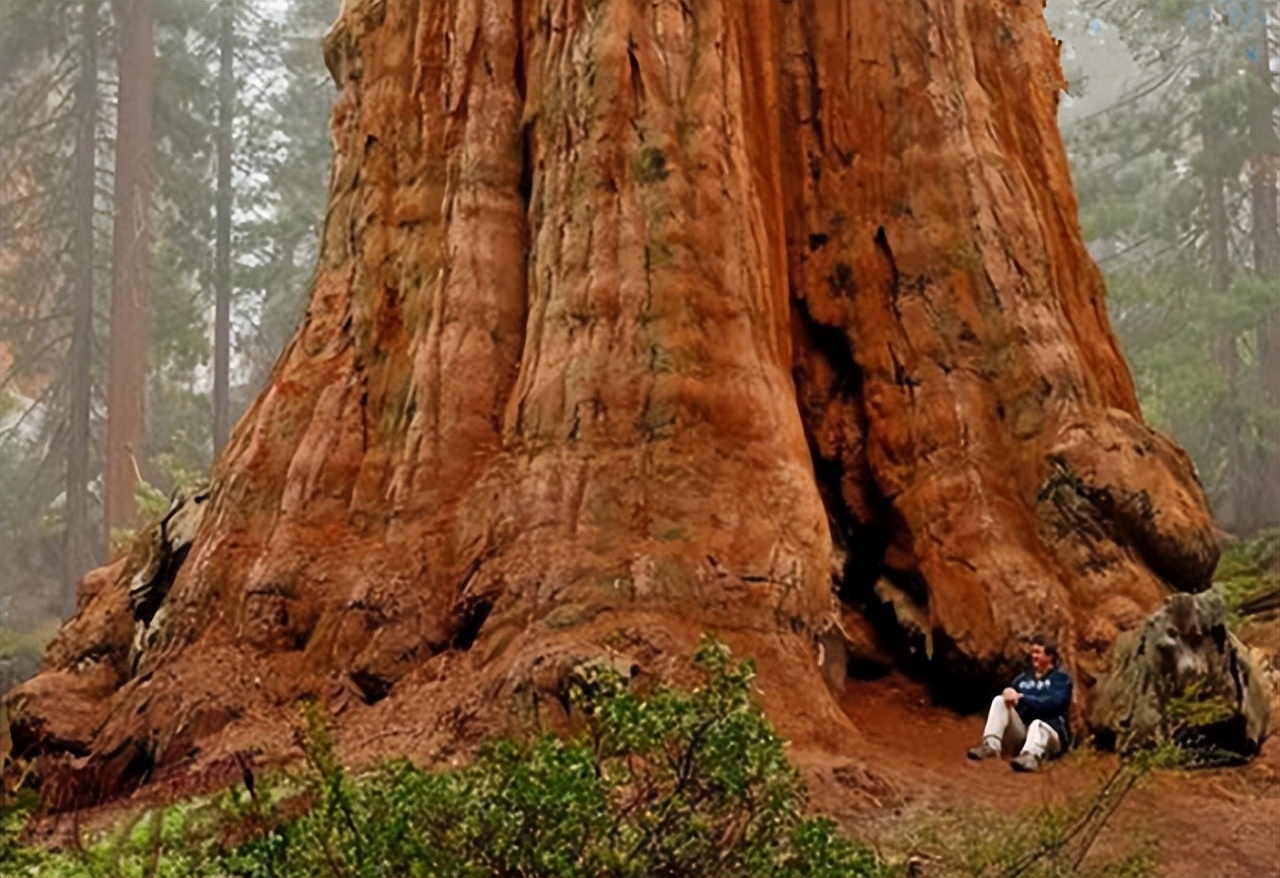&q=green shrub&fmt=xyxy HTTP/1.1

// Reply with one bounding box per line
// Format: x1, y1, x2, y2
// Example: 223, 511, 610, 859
0, 621, 59, 684
1214, 527, 1280, 622
232, 636, 885, 878
8, 637, 886, 878
1, 792, 230, 878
